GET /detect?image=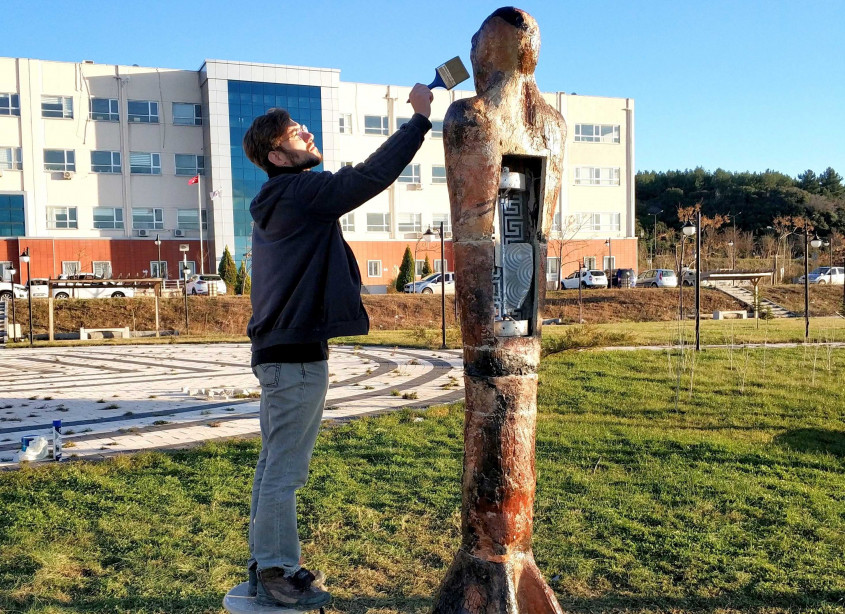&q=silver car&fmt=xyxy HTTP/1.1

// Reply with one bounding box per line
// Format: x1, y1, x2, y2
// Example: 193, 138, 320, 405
635, 269, 678, 288
798, 266, 845, 285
